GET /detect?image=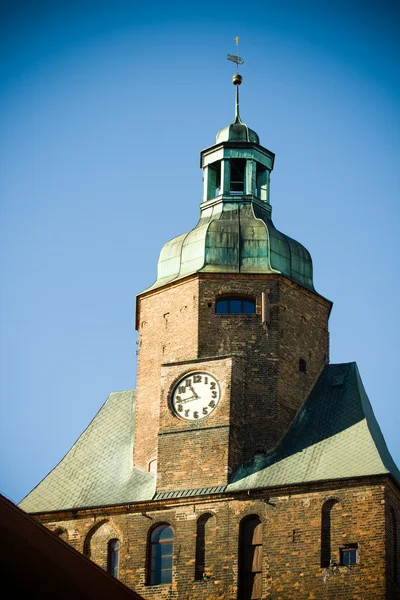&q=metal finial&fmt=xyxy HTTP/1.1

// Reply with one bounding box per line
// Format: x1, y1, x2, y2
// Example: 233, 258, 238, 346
227, 37, 244, 122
